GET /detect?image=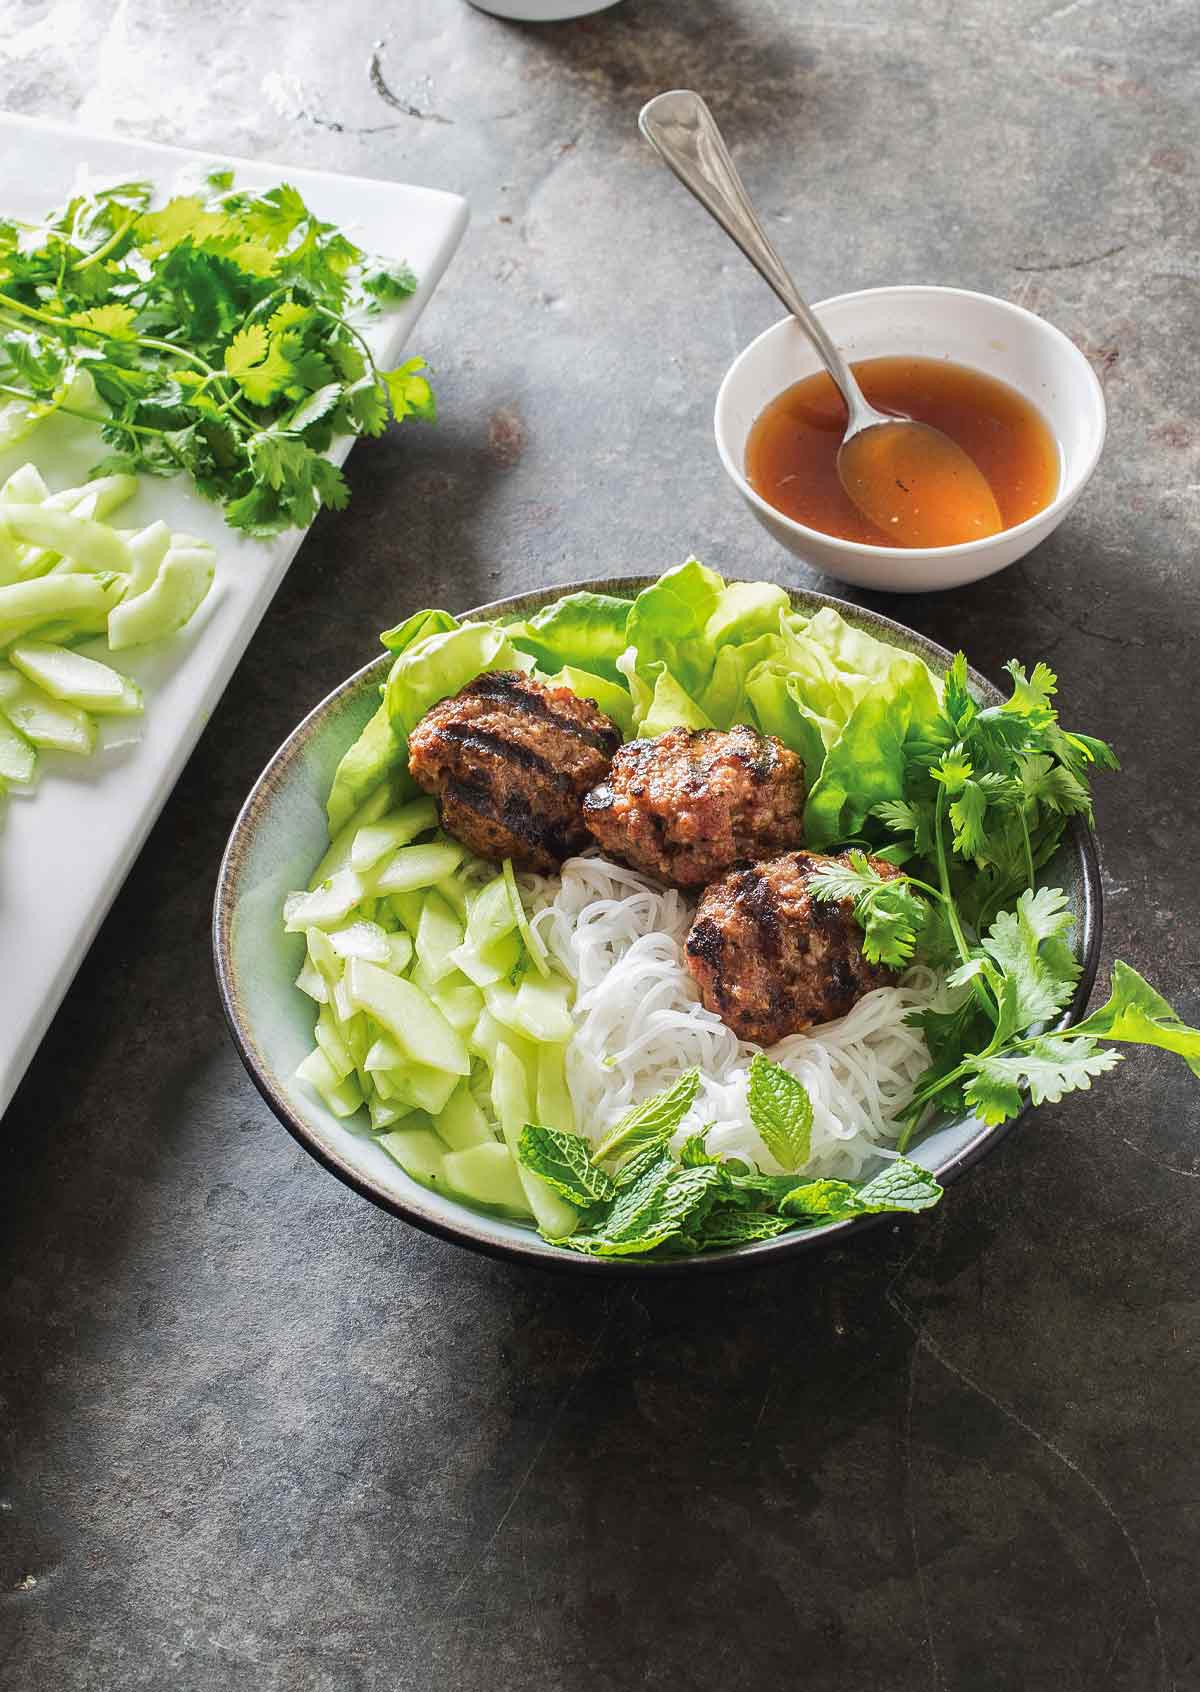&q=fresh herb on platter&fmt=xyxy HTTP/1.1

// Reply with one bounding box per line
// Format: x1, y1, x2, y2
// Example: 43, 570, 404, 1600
0, 170, 434, 535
